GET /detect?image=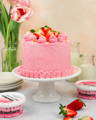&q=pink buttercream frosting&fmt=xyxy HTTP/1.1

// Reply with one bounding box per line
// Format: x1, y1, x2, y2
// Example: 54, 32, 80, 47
58, 32, 68, 42
18, 66, 75, 78
49, 35, 58, 43
37, 36, 46, 43
18, 38, 74, 78
23, 31, 69, 43
24, 32, 36, 41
